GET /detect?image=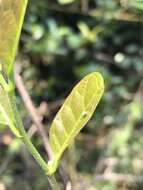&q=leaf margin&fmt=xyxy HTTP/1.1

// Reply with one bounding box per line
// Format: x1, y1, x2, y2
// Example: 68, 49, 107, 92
47, 72, 104, 175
